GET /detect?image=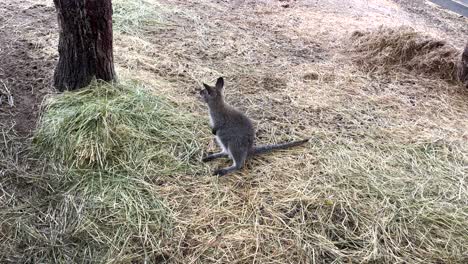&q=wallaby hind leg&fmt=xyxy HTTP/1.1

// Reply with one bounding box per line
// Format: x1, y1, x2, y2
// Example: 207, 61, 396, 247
202, 152, 228, 162
214, 148, 247, 176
